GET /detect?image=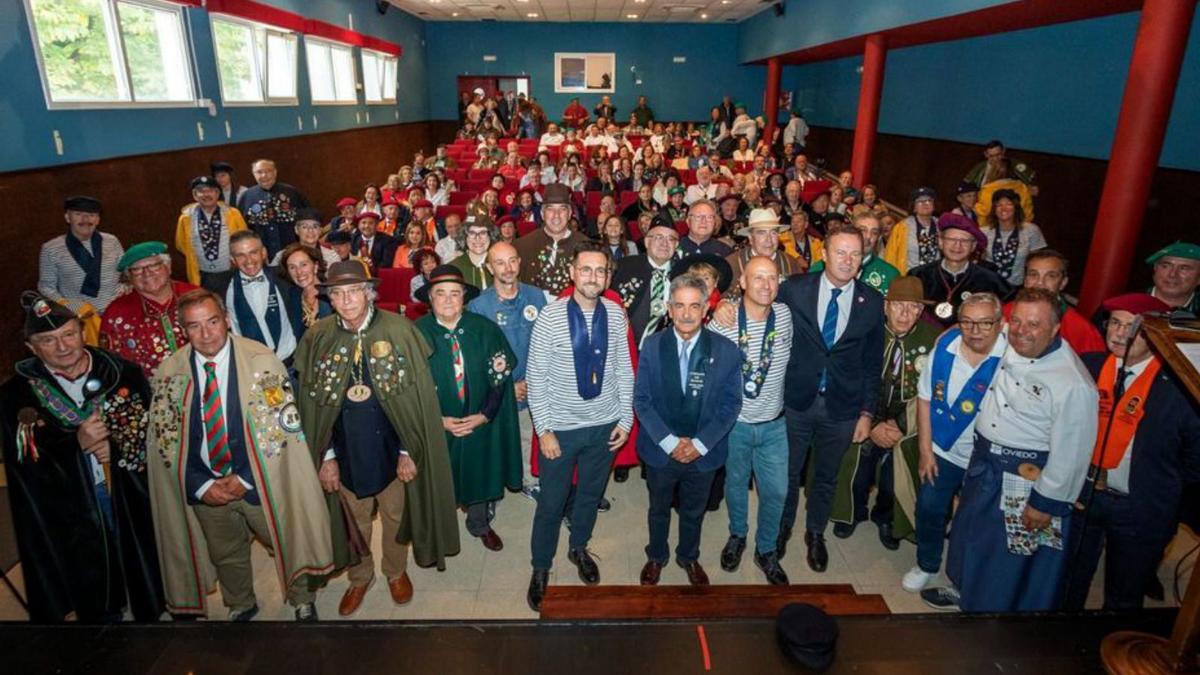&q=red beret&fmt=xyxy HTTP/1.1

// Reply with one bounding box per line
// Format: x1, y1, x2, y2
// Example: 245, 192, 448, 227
353, 211, 380, 224
336, 197, 357, 208
495, 216, 515, 226
412, 199, 434, 210
1101, 293, 1171, 316
801, 180, 833, 204
382, 195, 400, 206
